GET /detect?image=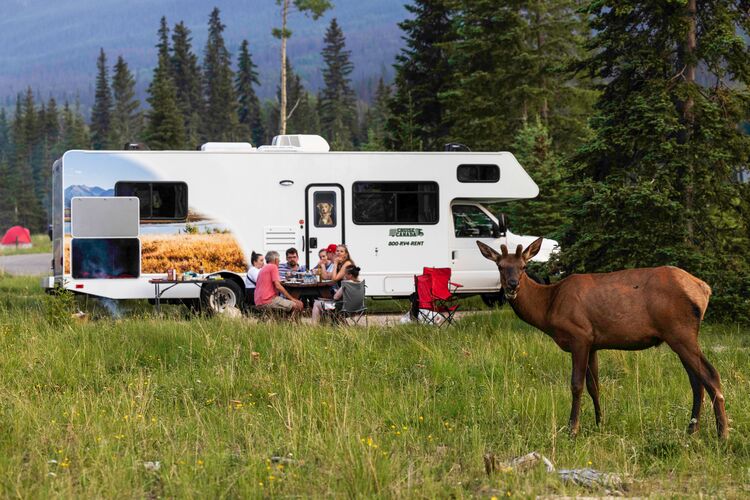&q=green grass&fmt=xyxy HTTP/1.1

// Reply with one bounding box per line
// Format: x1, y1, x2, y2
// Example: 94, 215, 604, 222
0, 234, 51, 256
0, 275, 749, 497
